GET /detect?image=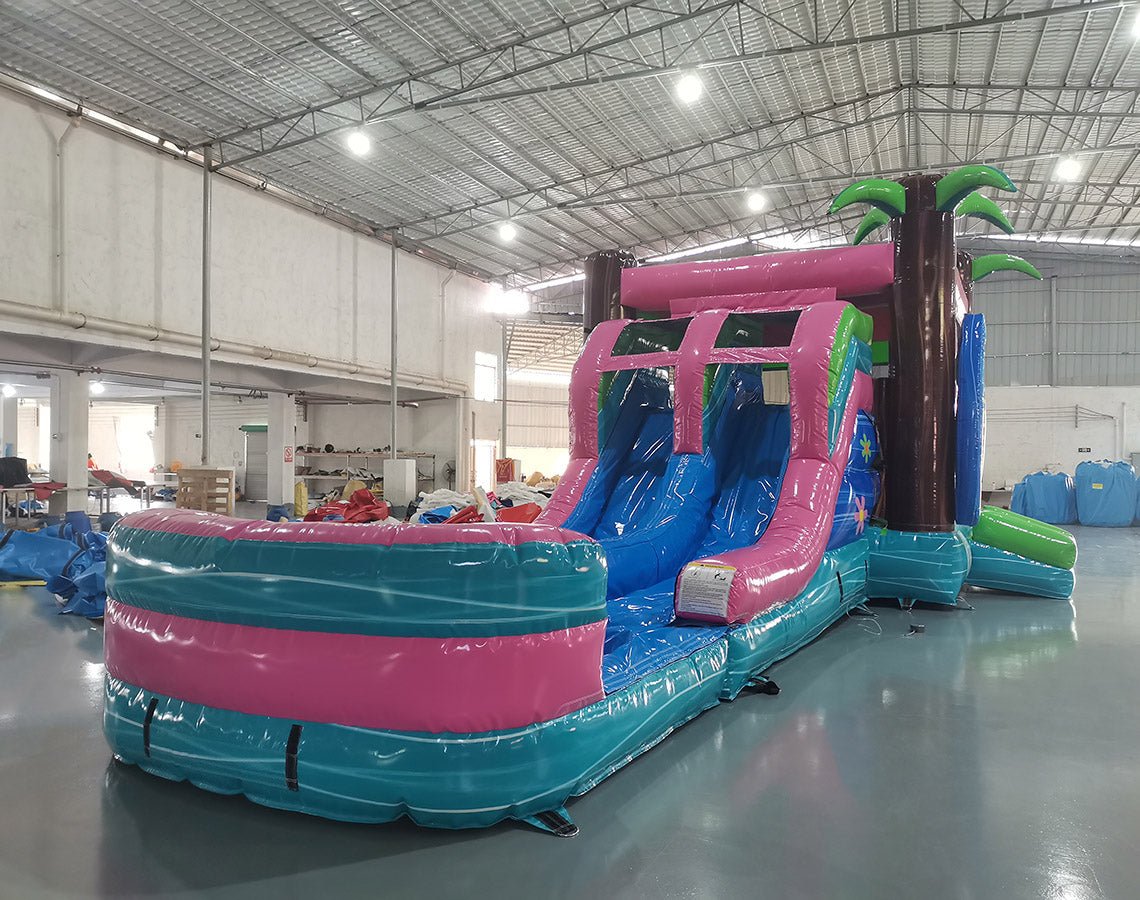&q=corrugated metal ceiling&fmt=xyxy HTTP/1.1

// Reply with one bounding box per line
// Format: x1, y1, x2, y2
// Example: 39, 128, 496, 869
2, 0, 1138, 289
